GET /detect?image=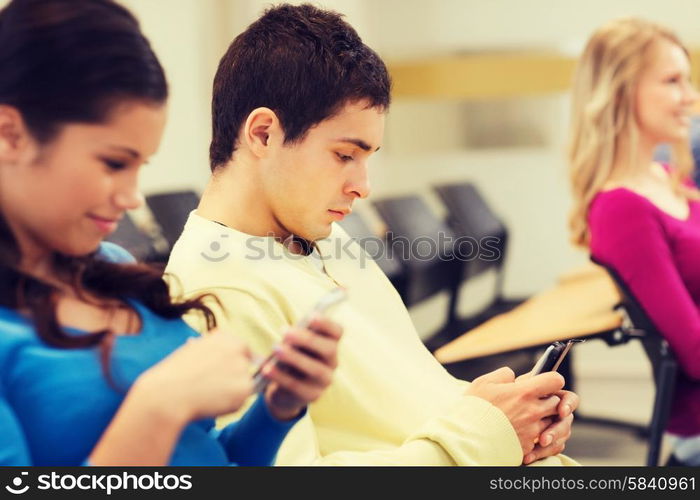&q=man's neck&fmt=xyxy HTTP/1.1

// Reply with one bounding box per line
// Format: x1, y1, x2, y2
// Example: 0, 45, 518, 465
197, 158, 290, 241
